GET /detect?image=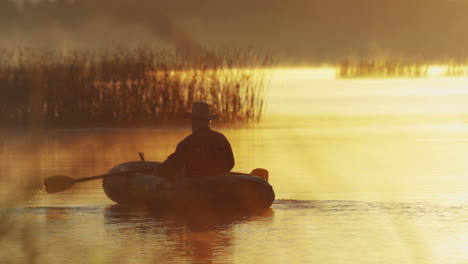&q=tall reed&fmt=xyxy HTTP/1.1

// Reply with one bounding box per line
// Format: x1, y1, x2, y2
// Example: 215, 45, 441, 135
0, 46, 270, 127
